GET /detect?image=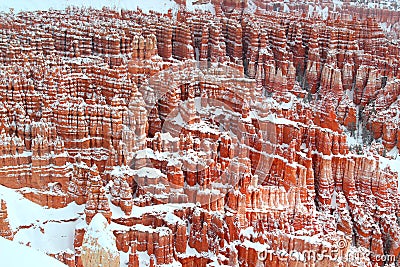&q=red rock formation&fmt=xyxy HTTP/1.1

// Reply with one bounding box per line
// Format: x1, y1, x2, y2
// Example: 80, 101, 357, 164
68, 155, 91, 205
0, 199, 13, 240
84, 165, 112, 224
305, 28, 321, 93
